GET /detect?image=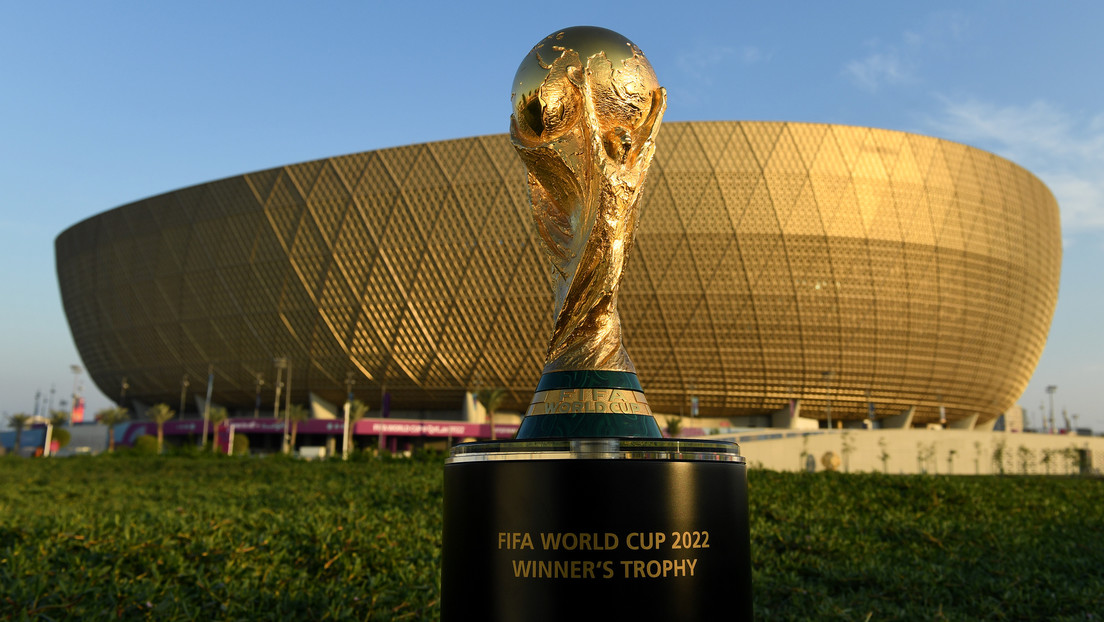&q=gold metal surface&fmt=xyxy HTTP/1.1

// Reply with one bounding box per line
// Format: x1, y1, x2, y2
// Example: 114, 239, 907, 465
525, 389, 652, 417
510, 26, 665, 373
56, 122, 1061, 426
